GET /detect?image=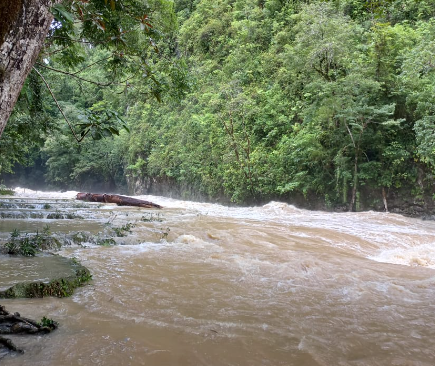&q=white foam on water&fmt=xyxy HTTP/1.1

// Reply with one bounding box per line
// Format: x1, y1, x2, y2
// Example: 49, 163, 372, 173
10, 188, 435, 270
118, 242, 172, 254
13, 187, 79, 199
368, 243, 435, 268
173, 234, 223, 252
